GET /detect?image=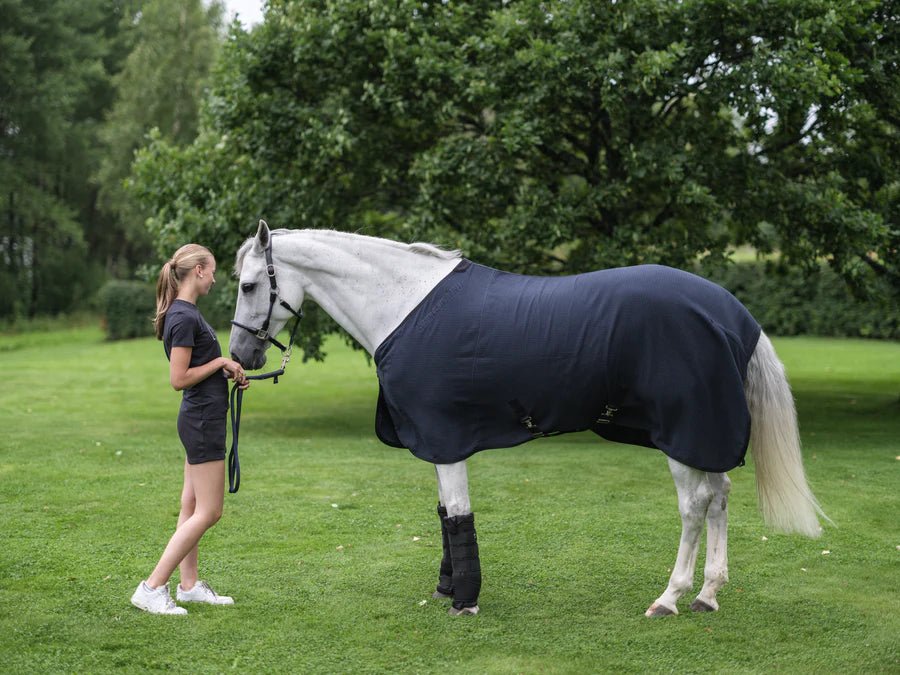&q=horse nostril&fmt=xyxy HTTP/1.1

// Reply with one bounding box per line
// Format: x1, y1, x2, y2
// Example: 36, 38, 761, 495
231, 353, 244, 367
